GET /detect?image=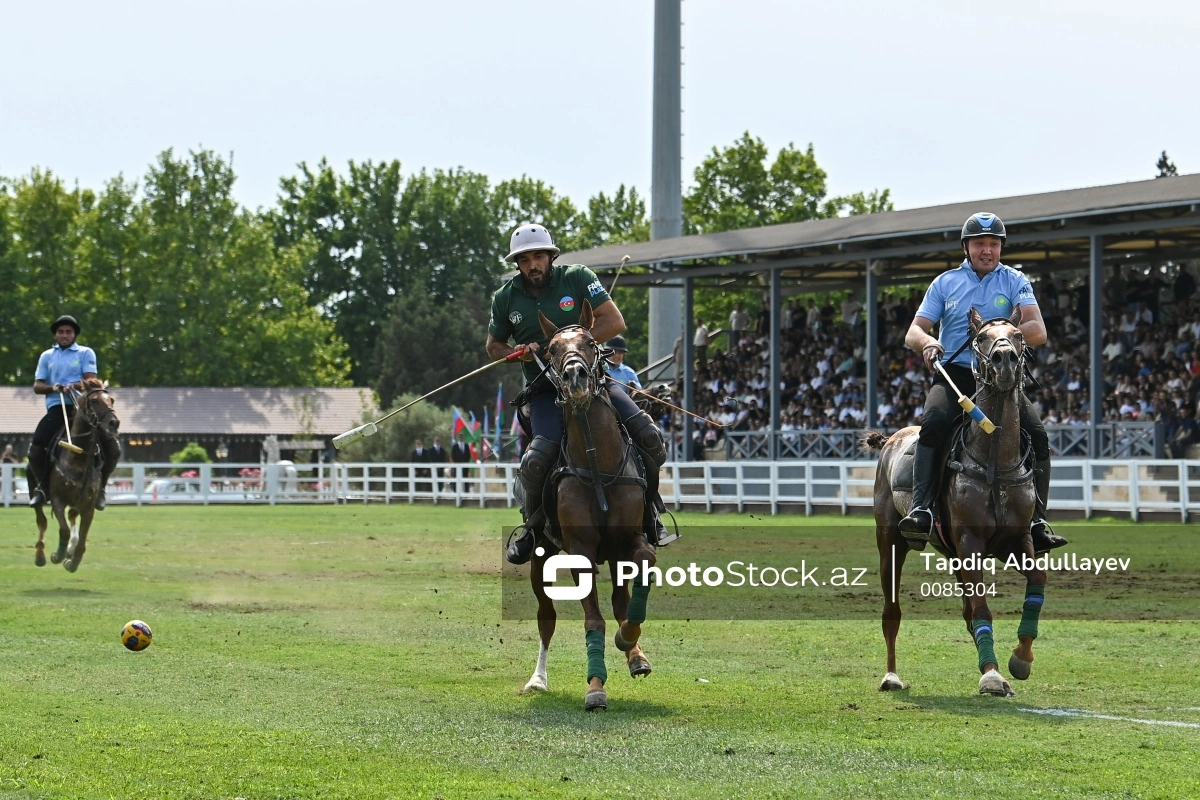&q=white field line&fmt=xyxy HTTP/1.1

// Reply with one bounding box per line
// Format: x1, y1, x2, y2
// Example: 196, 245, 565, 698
1019, 707, 1200, 729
